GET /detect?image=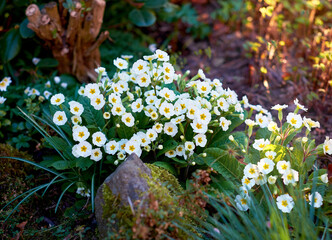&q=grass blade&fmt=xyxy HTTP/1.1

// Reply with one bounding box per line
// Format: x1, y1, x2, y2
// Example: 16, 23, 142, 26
55, 181, 76, 213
